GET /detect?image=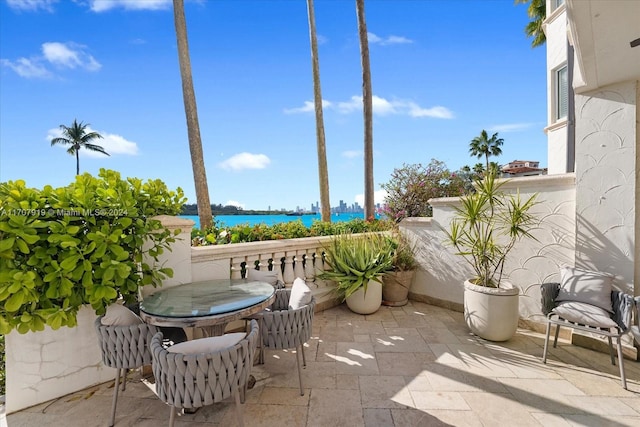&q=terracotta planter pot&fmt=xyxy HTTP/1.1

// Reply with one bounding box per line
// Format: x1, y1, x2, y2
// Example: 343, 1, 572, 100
382, 270, 415, 307
345, 280, 383, 314
463, 280, 519, 341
